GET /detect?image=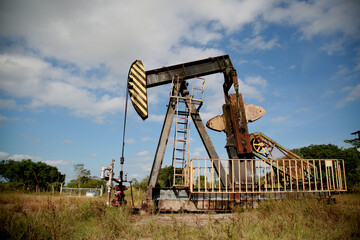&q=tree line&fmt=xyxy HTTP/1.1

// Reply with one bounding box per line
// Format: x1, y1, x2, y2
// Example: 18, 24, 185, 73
0, 161, 106, 191
0, 159, 65, 191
